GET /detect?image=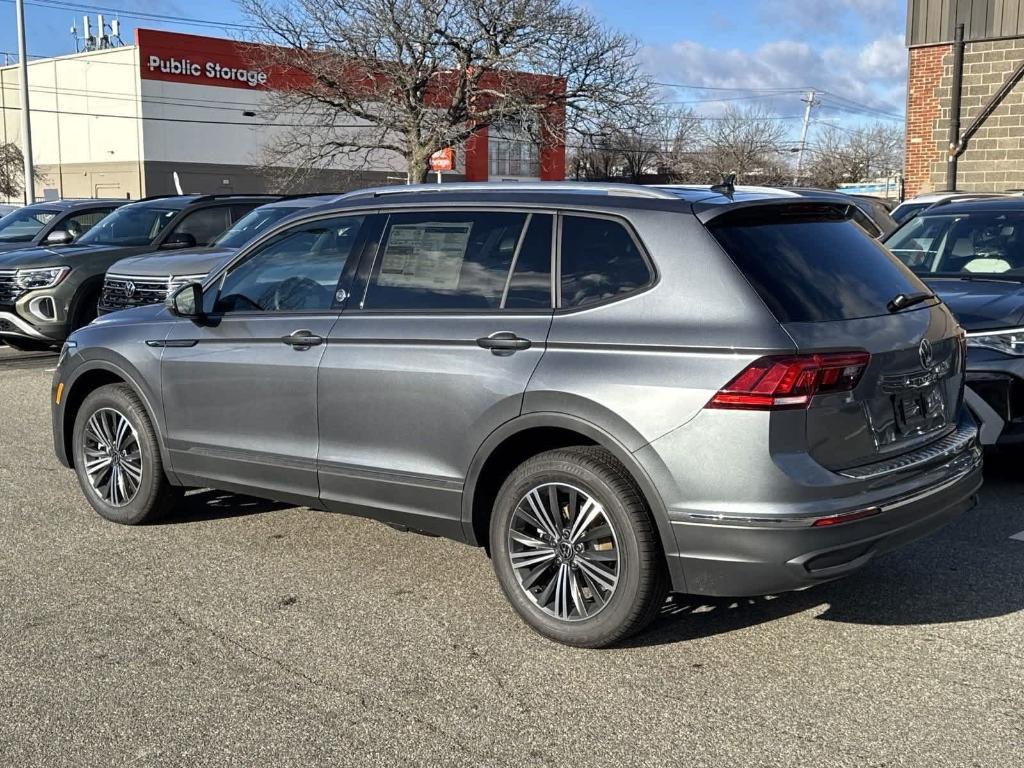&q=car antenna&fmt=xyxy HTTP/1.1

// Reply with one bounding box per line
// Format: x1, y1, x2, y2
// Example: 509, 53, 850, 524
710, 173, 736, 198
